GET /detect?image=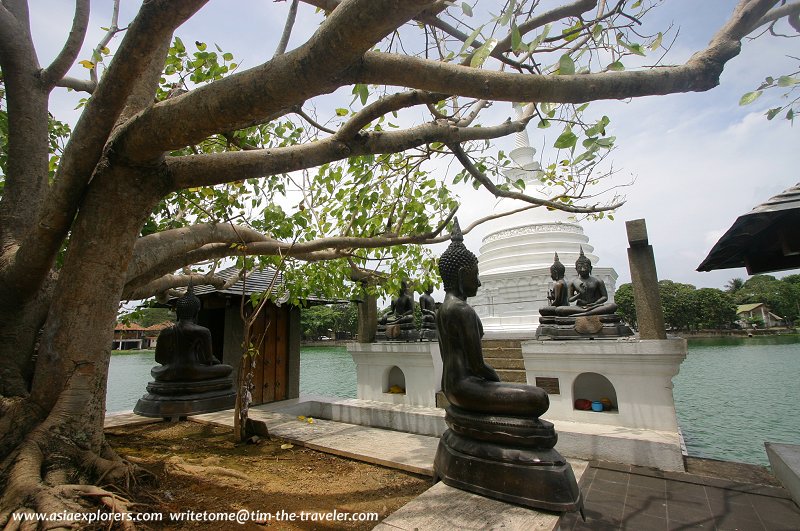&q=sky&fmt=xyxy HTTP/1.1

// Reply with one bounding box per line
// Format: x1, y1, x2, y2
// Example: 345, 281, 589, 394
28, 0, 800, 292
